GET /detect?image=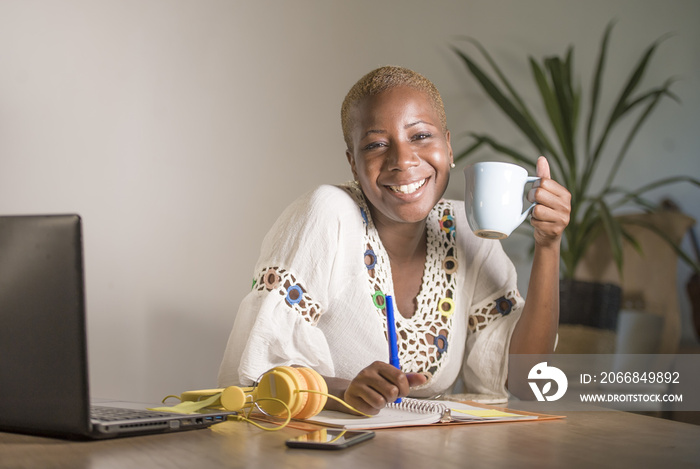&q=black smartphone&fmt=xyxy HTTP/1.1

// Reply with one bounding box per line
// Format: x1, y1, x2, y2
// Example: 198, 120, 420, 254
285, 429, 375, 450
